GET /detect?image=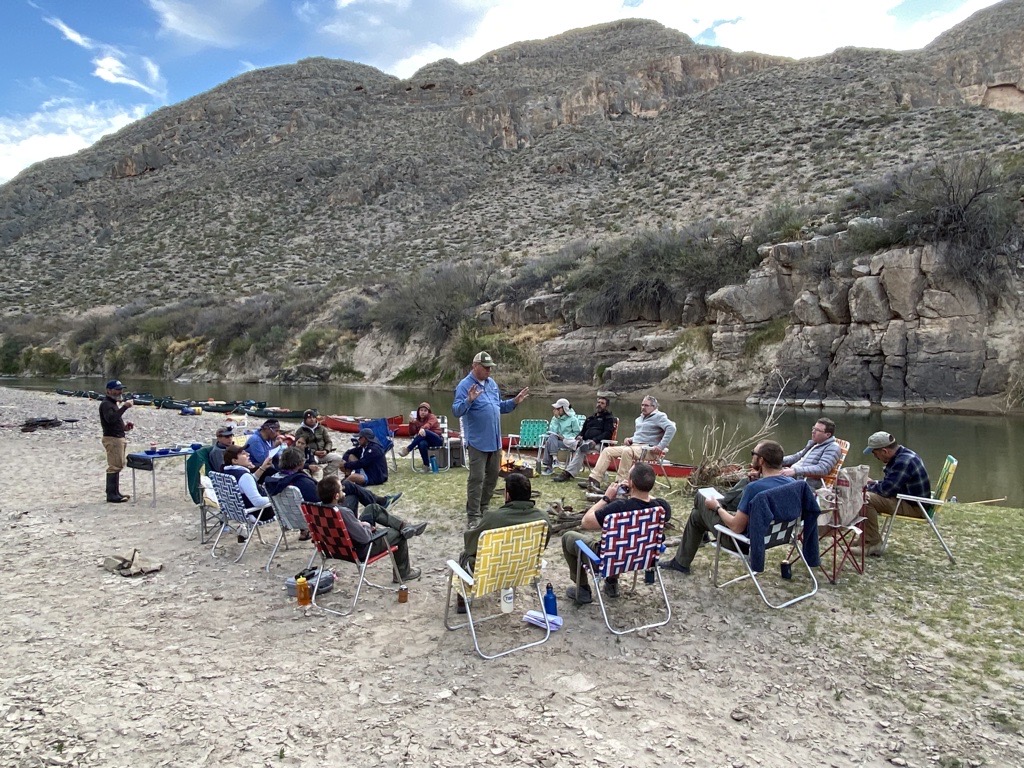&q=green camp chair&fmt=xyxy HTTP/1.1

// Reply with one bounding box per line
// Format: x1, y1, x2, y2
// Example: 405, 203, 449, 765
507, 419, 548, 467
